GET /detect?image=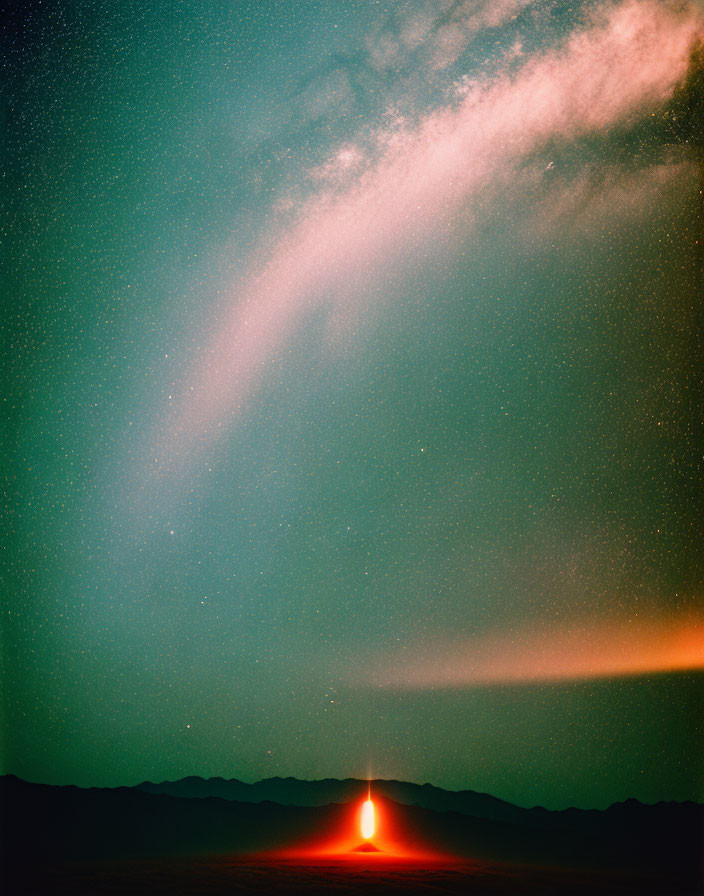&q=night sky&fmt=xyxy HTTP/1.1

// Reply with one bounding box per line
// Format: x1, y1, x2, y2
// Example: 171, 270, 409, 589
4, 0, 704, 810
